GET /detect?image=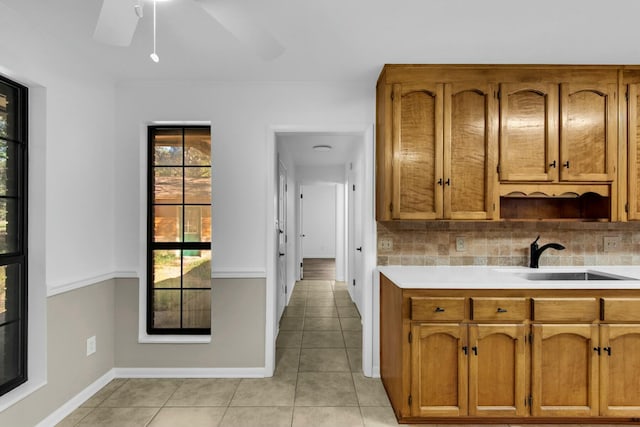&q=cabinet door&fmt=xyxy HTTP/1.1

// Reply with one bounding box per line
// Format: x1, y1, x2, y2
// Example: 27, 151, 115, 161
392, 83, 444, 219
599, 324, 640, 416
559, 83, 616, 182
499, 83, 559, 182
411, 323, 468, 417
531, 324, 599, 417
628, 84, 640, 220
468, 324, 527, 417
444, 83, 498, 220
